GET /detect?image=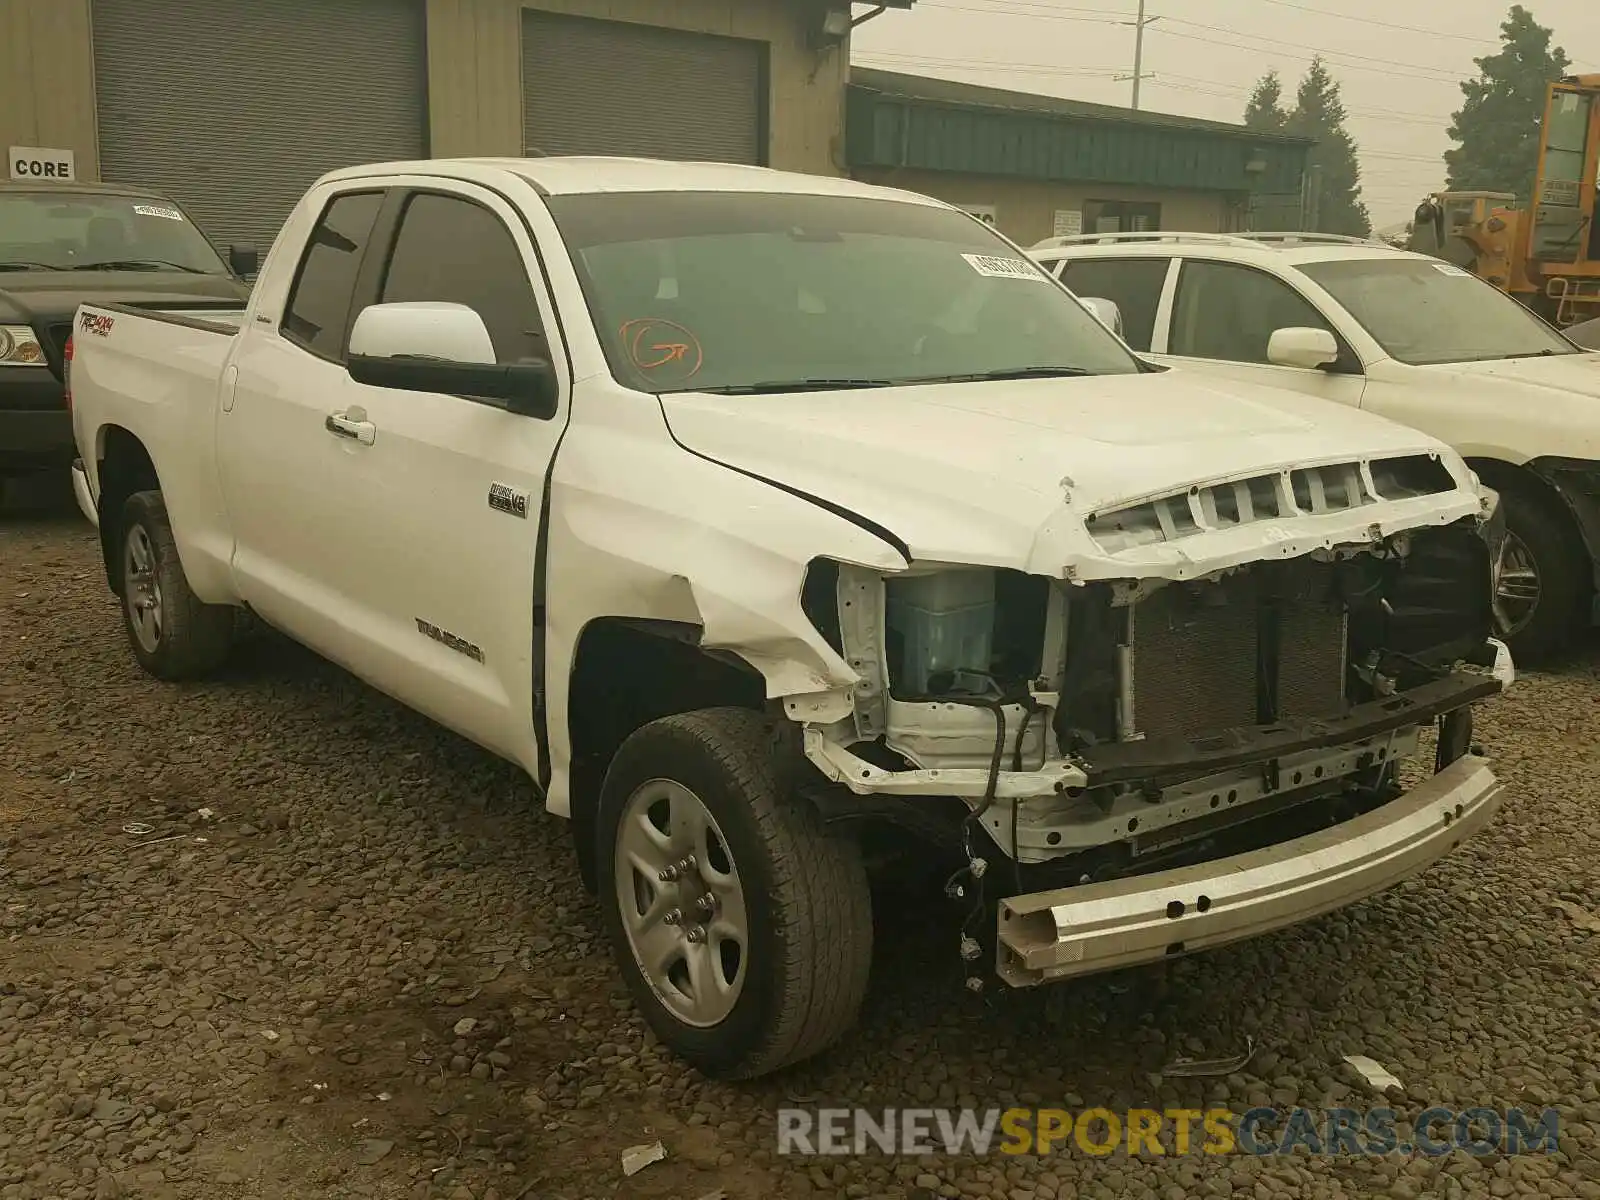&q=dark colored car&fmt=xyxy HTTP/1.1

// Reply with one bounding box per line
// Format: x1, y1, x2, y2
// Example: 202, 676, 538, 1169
1567, 316, 1600, 351
0, 181, 255, 482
